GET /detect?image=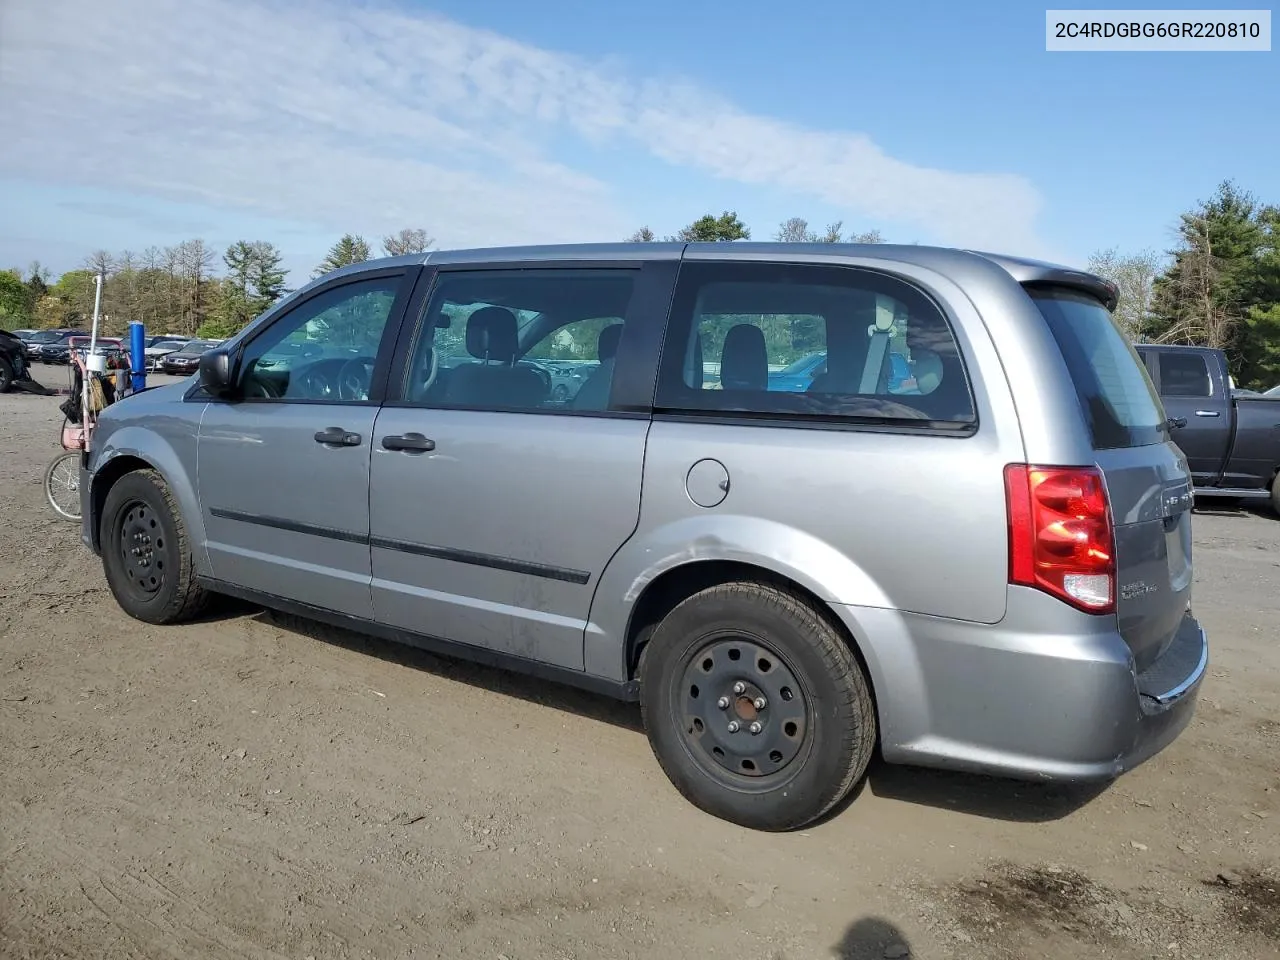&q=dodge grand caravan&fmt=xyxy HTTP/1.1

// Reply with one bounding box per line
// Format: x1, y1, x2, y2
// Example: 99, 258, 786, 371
79, 242, 1208, 831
